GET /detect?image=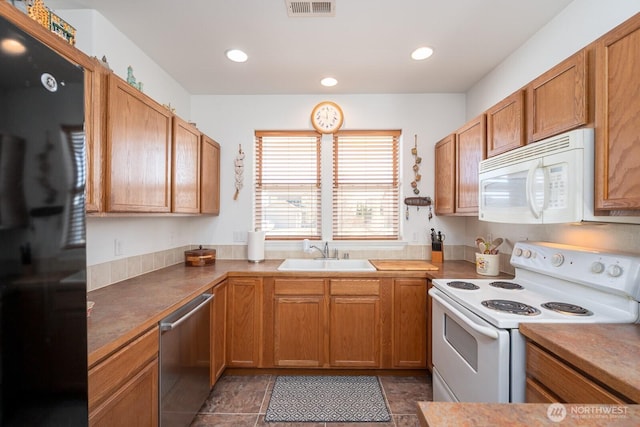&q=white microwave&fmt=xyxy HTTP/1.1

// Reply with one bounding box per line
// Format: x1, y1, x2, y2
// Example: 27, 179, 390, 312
478, 128, 640, 225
